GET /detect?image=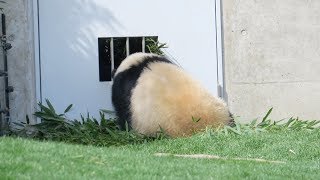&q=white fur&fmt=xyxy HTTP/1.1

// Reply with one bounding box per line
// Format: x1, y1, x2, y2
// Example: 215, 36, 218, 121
129, 58, 230, 137
114, 52, 159, 76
